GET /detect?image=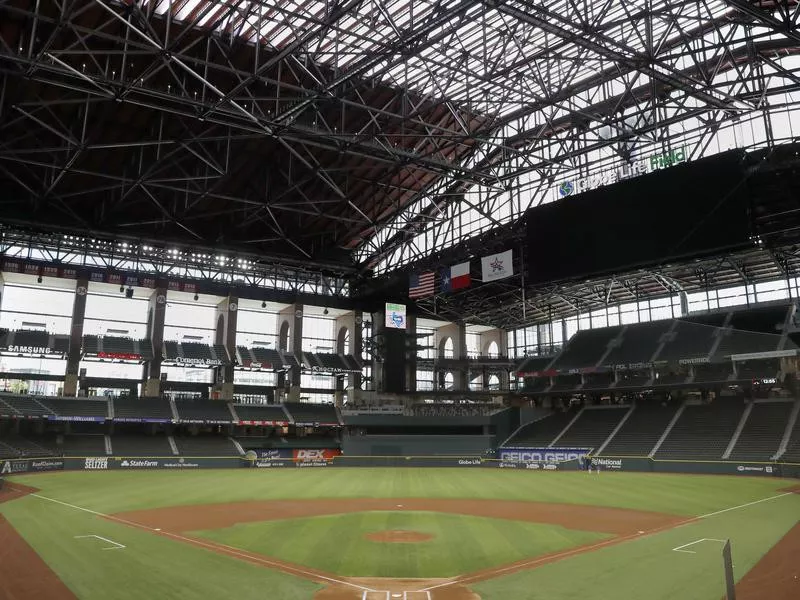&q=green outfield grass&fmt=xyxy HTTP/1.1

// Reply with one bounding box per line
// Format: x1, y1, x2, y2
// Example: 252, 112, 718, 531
6, 468, 793, 515
194, 510, 608, 577
1, 469, 798, 600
